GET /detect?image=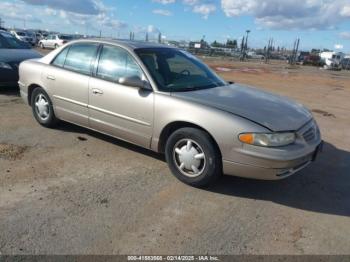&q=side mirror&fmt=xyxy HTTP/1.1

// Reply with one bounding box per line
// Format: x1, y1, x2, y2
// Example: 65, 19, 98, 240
118, 76, 151, 90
